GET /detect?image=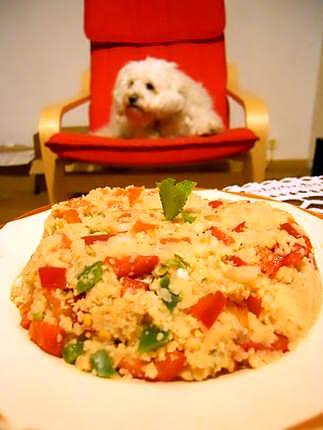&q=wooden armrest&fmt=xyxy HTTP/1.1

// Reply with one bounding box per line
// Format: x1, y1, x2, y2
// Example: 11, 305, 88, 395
39, 70, 90, 145
38, 70, 90, 203
227, 64, 269, 139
